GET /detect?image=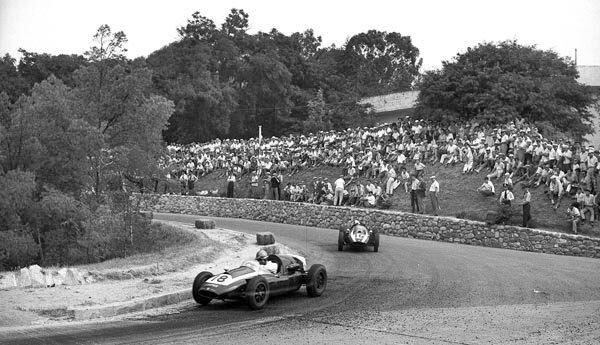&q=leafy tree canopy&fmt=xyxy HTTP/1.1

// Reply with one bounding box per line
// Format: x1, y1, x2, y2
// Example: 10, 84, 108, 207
146, 9, 420, 143
416, 40, 595, 140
